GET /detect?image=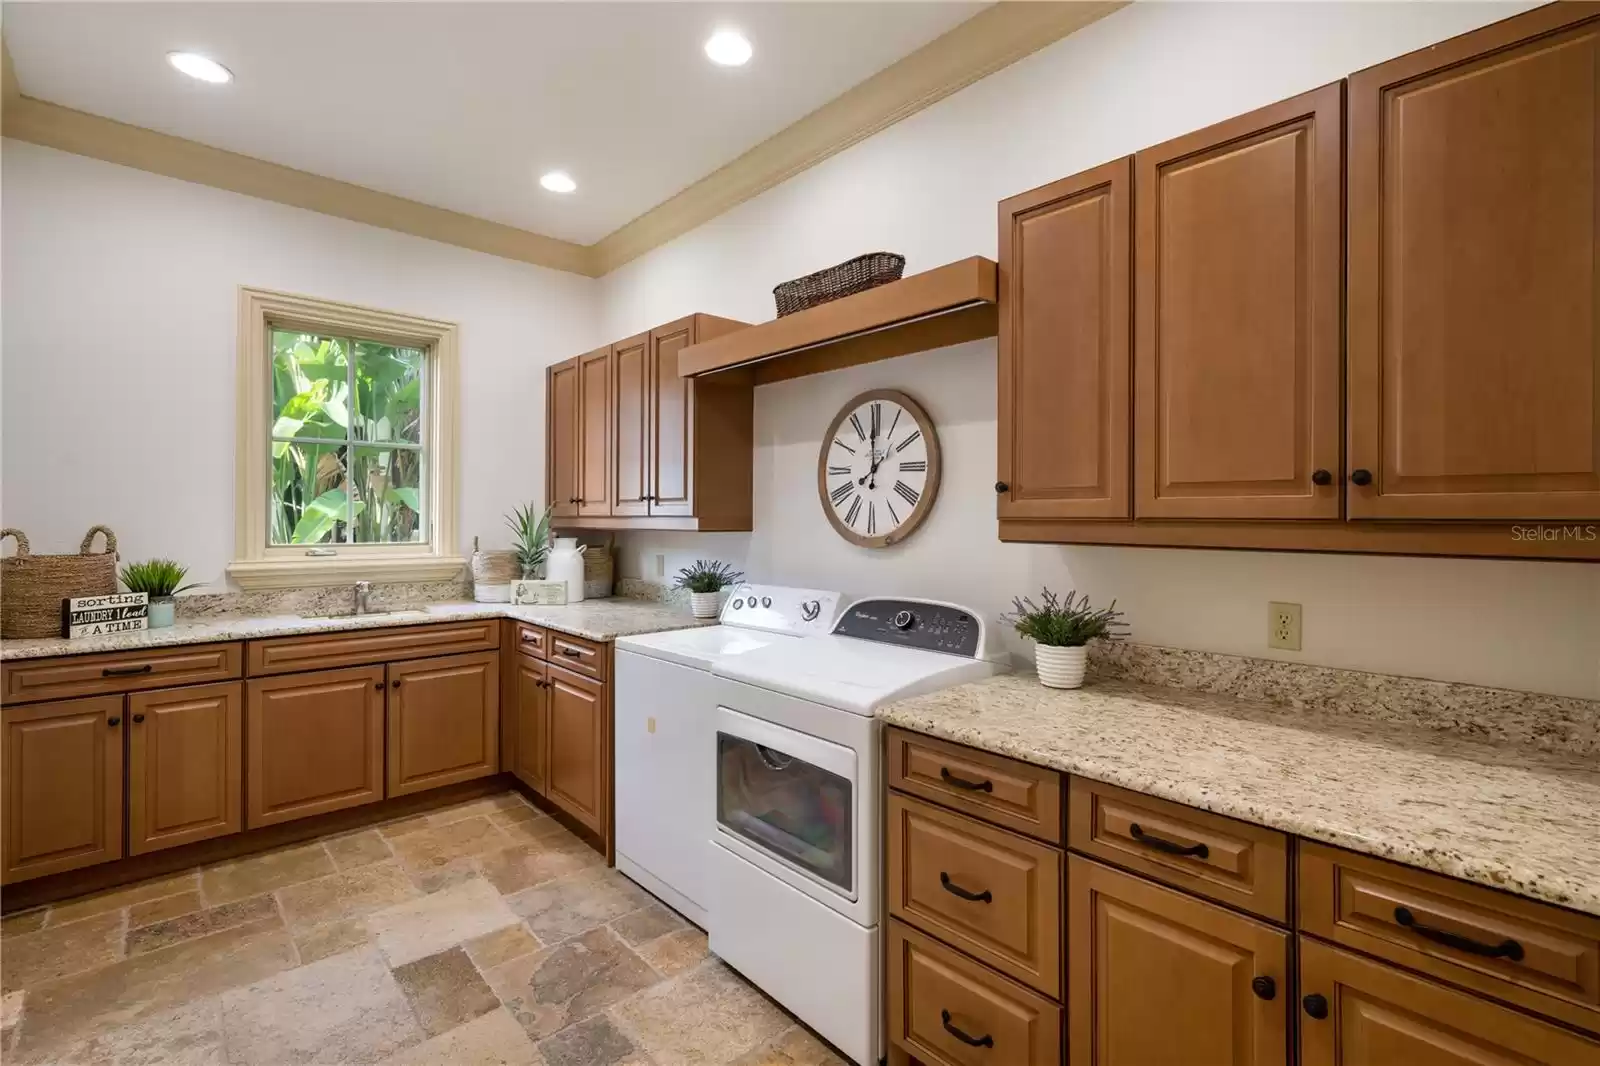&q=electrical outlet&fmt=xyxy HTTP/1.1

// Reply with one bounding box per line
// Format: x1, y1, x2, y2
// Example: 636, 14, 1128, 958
1268, 602, 1302, 651
654, 554, 665, 578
